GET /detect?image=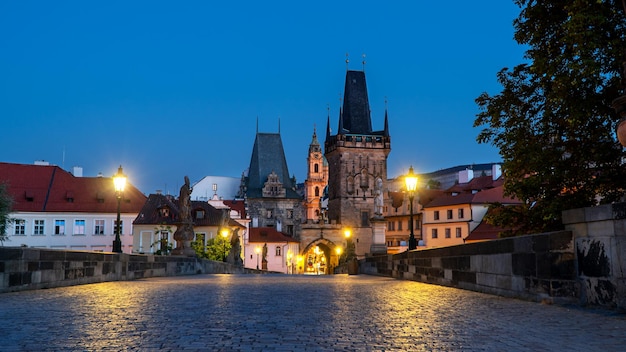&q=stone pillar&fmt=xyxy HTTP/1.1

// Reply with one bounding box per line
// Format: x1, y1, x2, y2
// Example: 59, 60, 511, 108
369, 217, 387, 256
